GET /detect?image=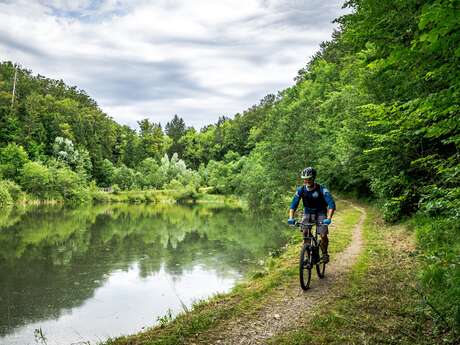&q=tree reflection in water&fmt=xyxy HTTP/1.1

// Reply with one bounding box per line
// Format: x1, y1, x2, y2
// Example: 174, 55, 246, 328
0, 203, 286, 339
